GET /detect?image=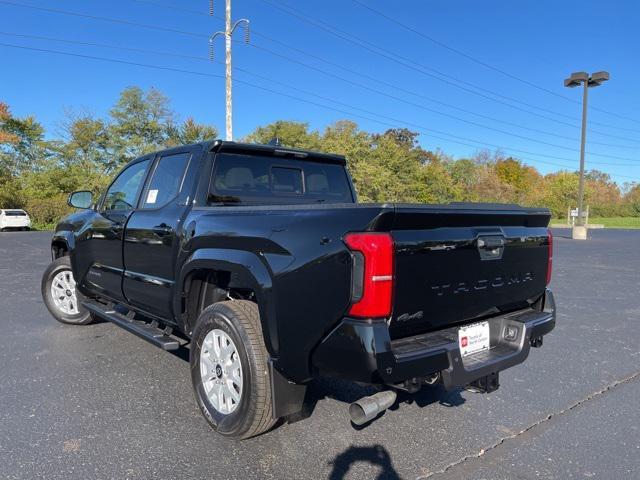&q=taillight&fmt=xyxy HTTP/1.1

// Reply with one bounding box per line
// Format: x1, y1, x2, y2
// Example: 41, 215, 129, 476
546, 228, 553, 285
344, 232, 394, 318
